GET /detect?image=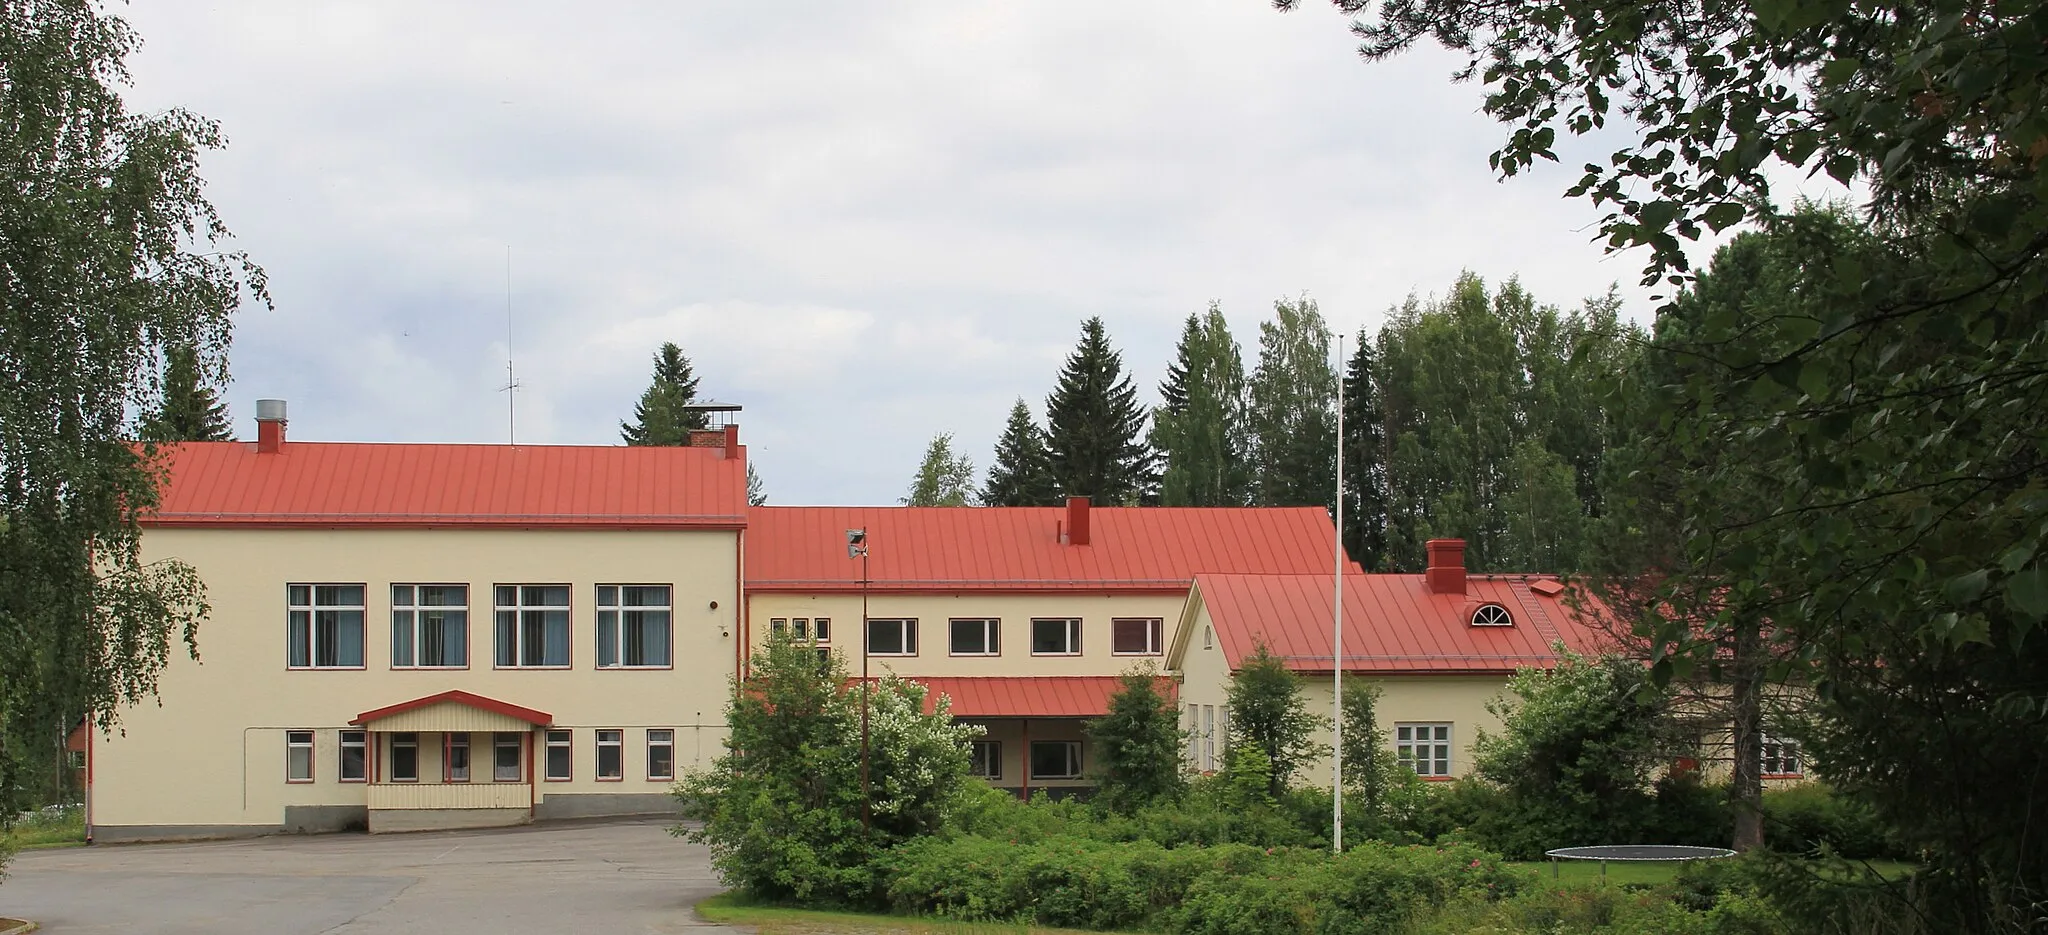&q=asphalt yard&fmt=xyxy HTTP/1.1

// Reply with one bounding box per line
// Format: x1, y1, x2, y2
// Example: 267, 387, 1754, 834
0, 817, 740, 934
